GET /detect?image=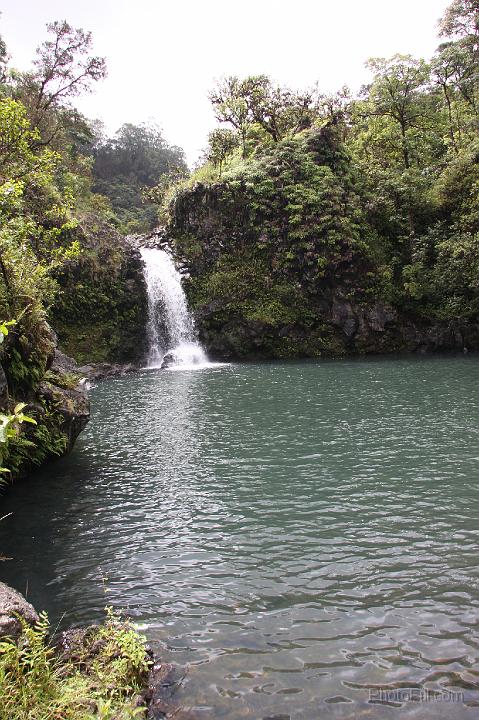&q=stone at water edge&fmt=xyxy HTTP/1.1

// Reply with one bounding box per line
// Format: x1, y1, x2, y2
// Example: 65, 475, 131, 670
160, 352, 176, 369
0, 581, 39, 640
77, 362, 138, 381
